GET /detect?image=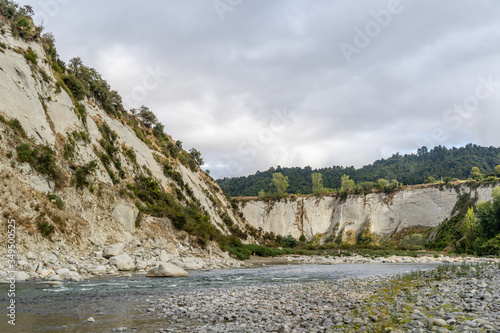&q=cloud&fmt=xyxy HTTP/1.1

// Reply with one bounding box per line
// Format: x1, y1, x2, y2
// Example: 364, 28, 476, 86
23, 0, 500, 178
